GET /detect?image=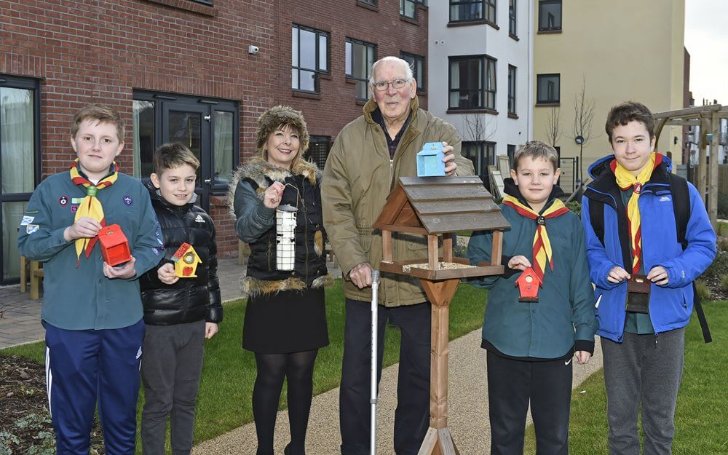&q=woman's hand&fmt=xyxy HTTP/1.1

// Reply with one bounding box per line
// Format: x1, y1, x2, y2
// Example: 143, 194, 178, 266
263, 182, 285, 209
